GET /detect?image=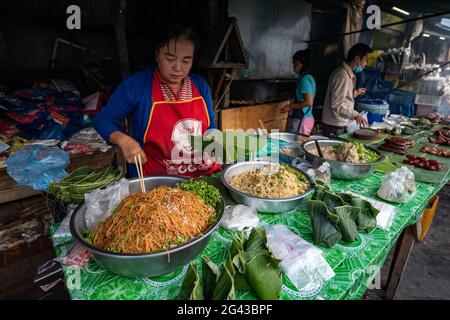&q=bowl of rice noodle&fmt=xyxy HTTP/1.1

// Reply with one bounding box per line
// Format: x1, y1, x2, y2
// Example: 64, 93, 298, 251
70, 176, 224, 278
221, 161, 315, 213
